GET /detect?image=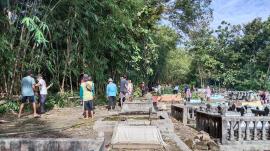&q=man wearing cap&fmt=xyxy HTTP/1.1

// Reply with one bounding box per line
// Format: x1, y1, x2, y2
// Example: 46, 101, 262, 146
80, 74, 95, 119
18, 70, 40, 118
106, 78, 117, 110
